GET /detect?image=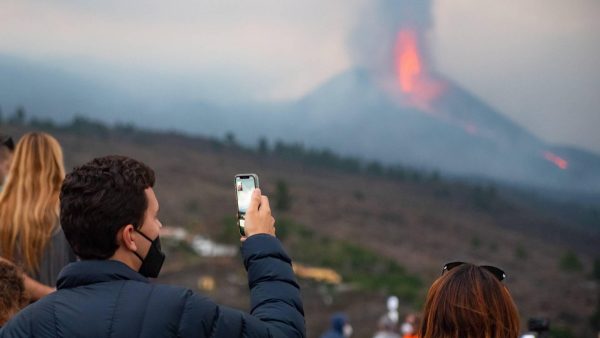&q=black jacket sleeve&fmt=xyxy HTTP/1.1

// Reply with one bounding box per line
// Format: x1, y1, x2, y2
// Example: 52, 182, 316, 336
178, 234, 305, 338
